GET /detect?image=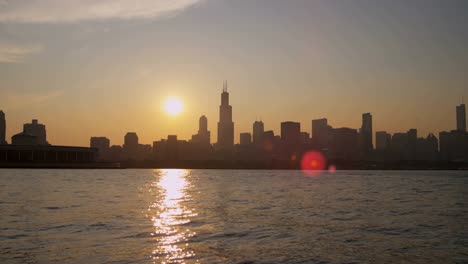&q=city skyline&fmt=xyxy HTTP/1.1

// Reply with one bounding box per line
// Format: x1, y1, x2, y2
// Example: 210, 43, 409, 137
1, 86, 466, 149
0, 87, 467, 147
1, 0, 467, 146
